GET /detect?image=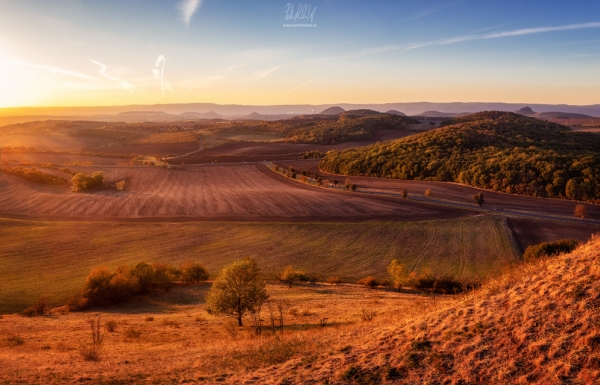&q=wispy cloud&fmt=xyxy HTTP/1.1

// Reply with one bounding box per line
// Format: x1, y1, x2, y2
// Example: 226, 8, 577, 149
403, 1, 462, 22
279, 76, 323, 97
384, 21, 600, 56
437, 22, 600, 46
178, 0, 203, 27
252, 65, 289, 80
1, 58, 96, 79
153, 55, 166, 95
86, 59, 135, 92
